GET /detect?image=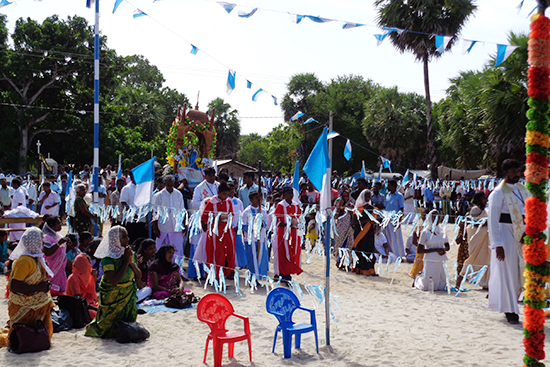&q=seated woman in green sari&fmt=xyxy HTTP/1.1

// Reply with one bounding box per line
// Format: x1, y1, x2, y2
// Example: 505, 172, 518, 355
85, 226, 141, 338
